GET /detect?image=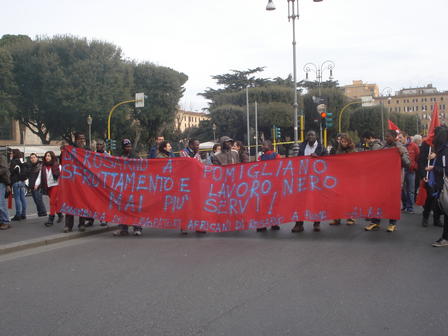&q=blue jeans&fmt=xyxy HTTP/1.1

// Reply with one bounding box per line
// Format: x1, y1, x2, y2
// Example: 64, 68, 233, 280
402, 170, 416, 210
12, 181, 27, 217
0, 183, 10, 223
31, 189, 47, 216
